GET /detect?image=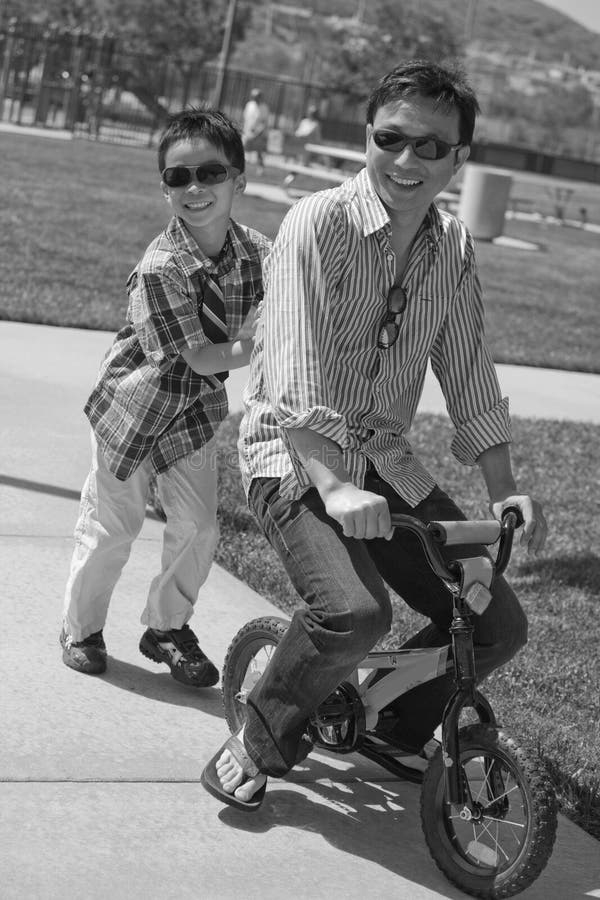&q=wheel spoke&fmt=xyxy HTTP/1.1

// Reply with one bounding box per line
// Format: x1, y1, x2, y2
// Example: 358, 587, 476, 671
451, 753, 529, 869
476, 819, 512, 863
223, 620, 289, 735
483, 816, 525, 829
483, 781, 521, 806
237, 640, 280, 703
421, 724, 556, 894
